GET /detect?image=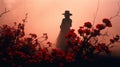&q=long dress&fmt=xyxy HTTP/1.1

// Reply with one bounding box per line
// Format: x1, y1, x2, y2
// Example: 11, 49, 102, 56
56, 18, 72, 50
